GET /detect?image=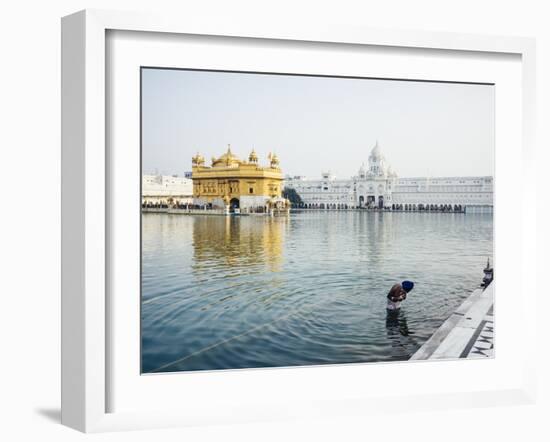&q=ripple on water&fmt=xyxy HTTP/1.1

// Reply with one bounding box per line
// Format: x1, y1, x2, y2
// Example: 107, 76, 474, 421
140, 212, 493, 373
